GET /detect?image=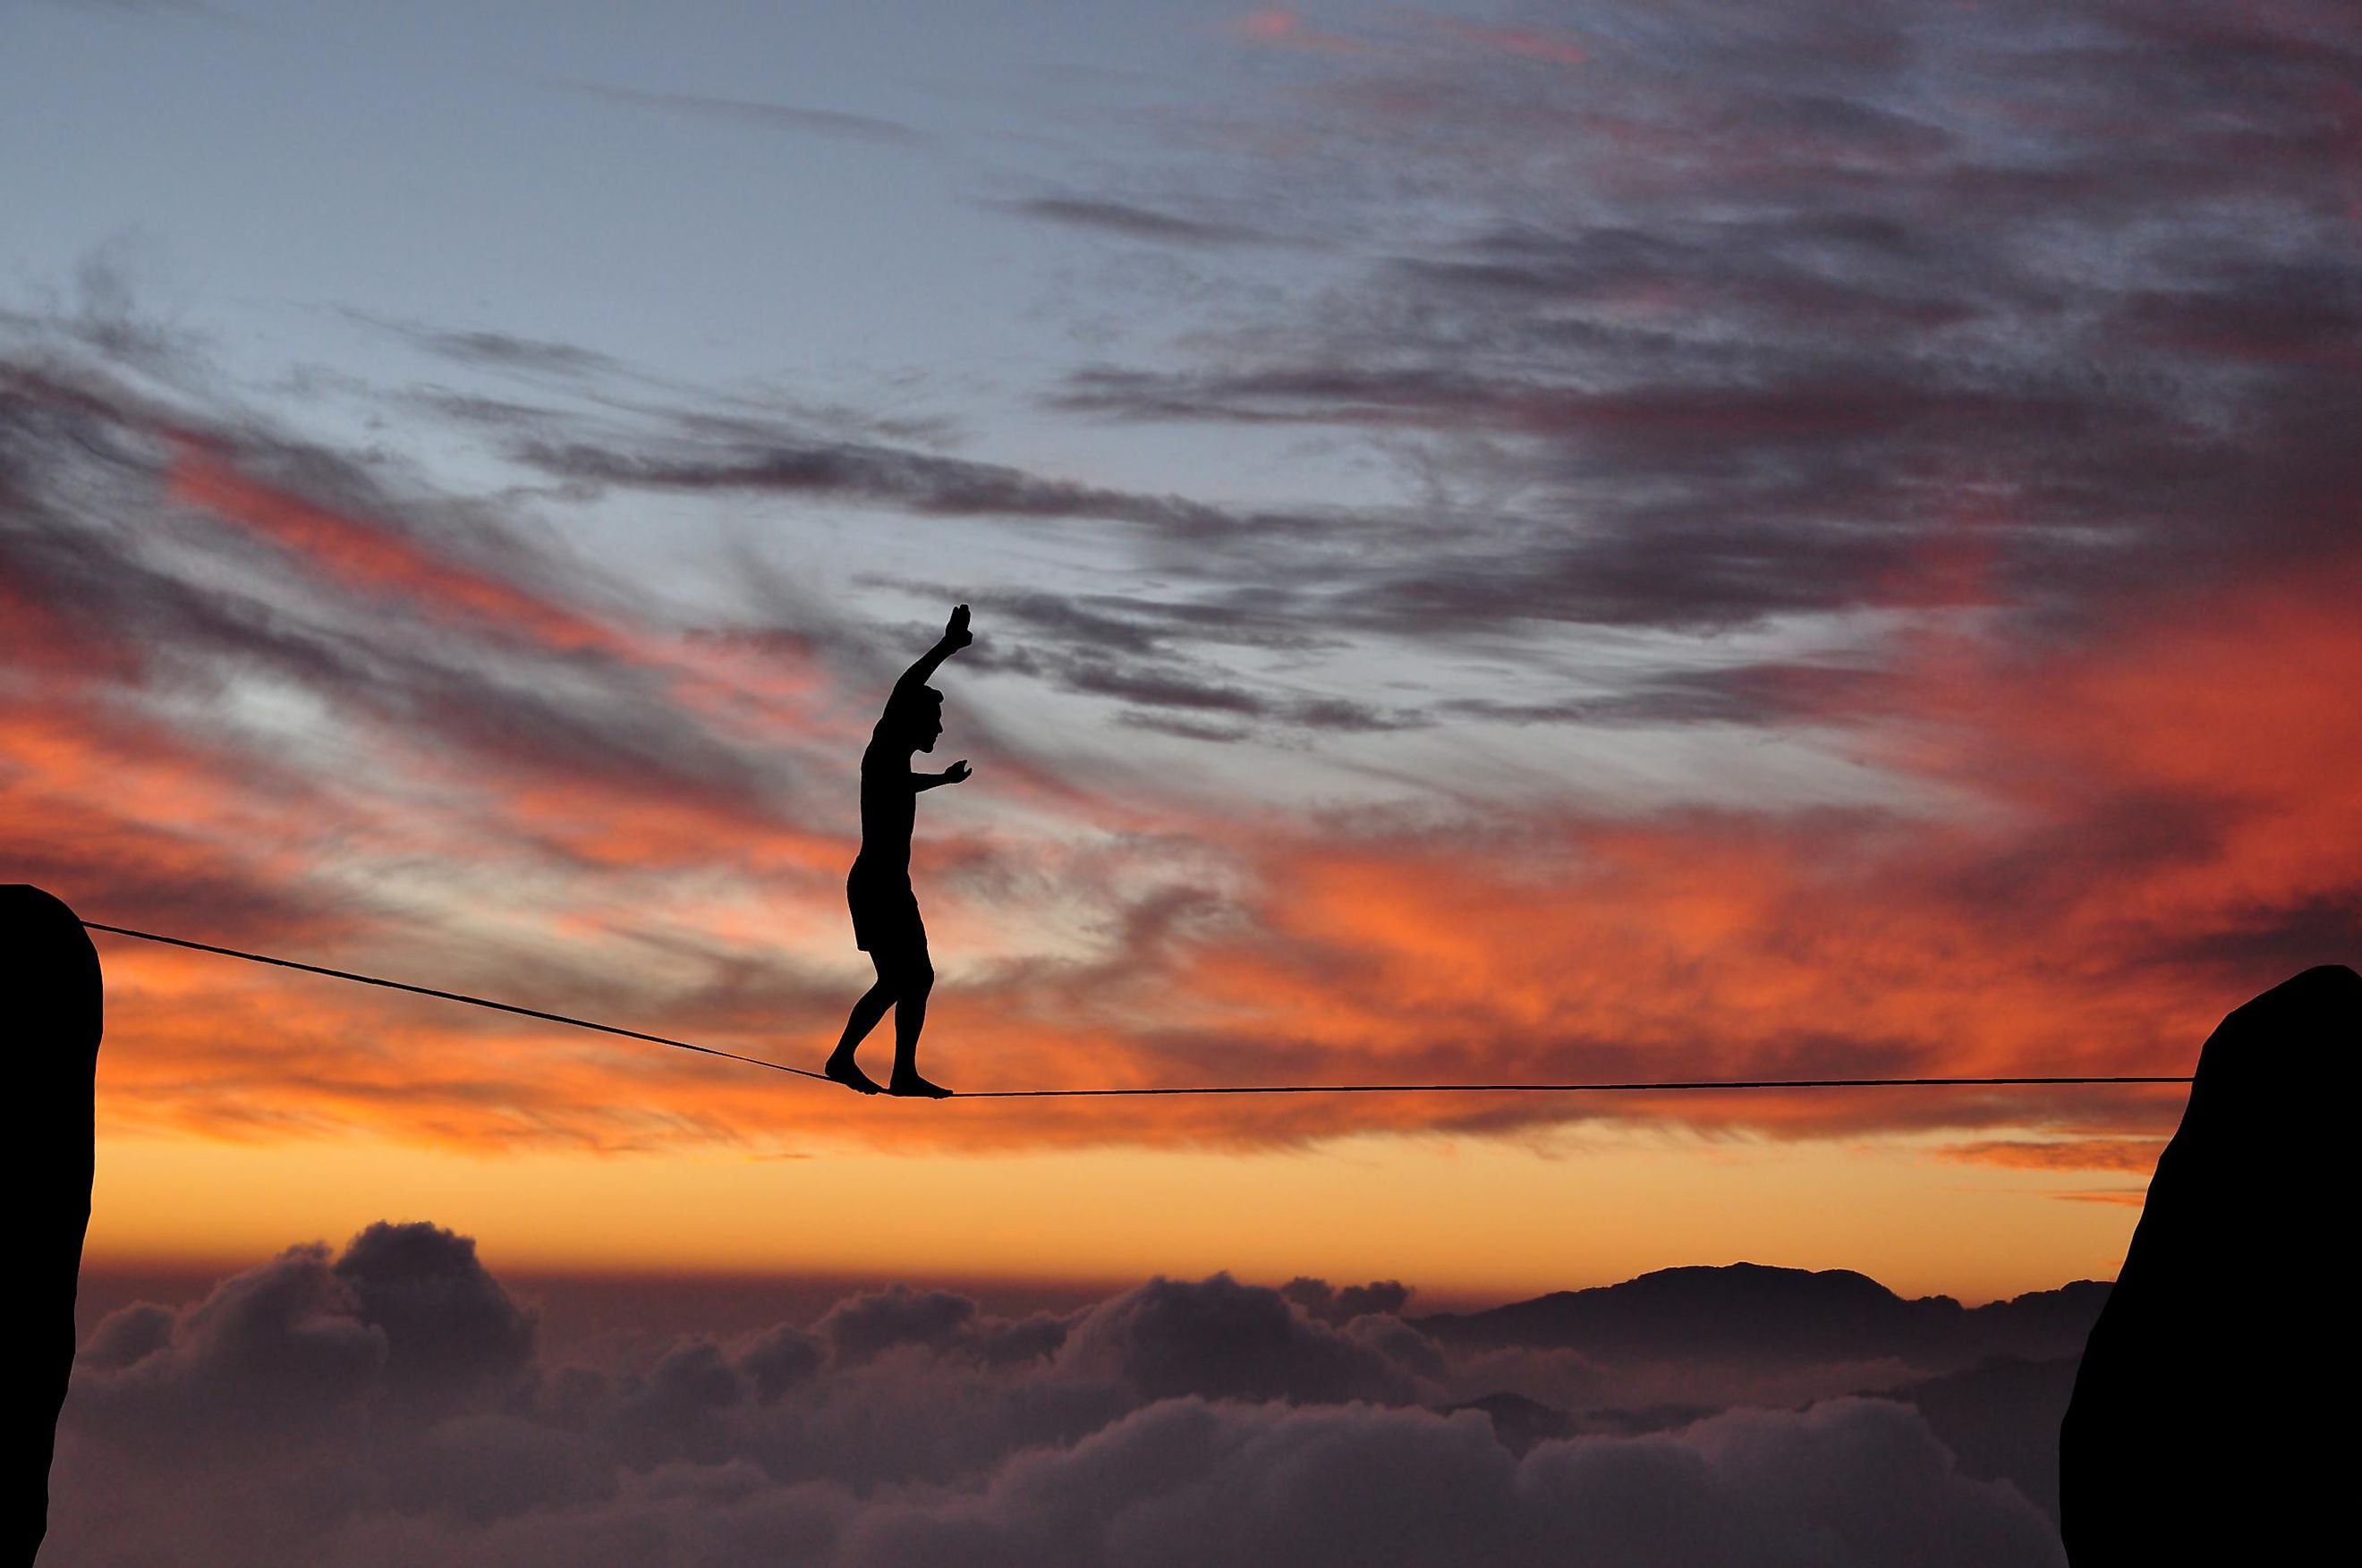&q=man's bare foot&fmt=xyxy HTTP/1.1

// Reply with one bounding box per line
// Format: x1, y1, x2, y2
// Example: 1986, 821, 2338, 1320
826, 1055, 884, 1095
888, 1070, 953, 1098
